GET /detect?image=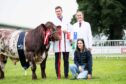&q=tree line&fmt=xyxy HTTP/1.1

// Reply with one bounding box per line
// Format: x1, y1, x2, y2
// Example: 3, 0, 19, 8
71, 0, 126, 40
